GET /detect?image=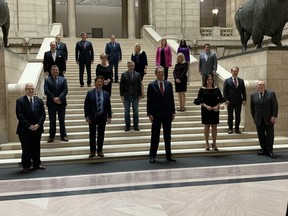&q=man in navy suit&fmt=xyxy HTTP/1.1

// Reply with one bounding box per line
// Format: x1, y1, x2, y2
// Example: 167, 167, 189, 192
147, 66, 176, 163
55, 34, 68, 61
16, 83, 46, 173
75, 32, 94, 87
105, 34, 122, 83
223, 67, 246, 134
120, 61, 142, 131
44, 65, 68, 142
250, 80, 278, 158
43, 41, 66, 76
199, 43, 217, 85
84, 76, 112, 158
